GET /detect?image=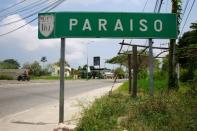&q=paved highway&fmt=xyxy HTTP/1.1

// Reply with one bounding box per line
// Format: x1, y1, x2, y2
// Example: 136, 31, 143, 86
0, 79, 123, 118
